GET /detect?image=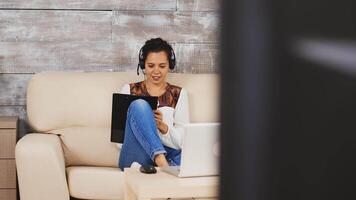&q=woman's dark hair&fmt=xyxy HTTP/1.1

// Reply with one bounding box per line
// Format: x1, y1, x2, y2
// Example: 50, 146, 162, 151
137, 38, 176, 75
